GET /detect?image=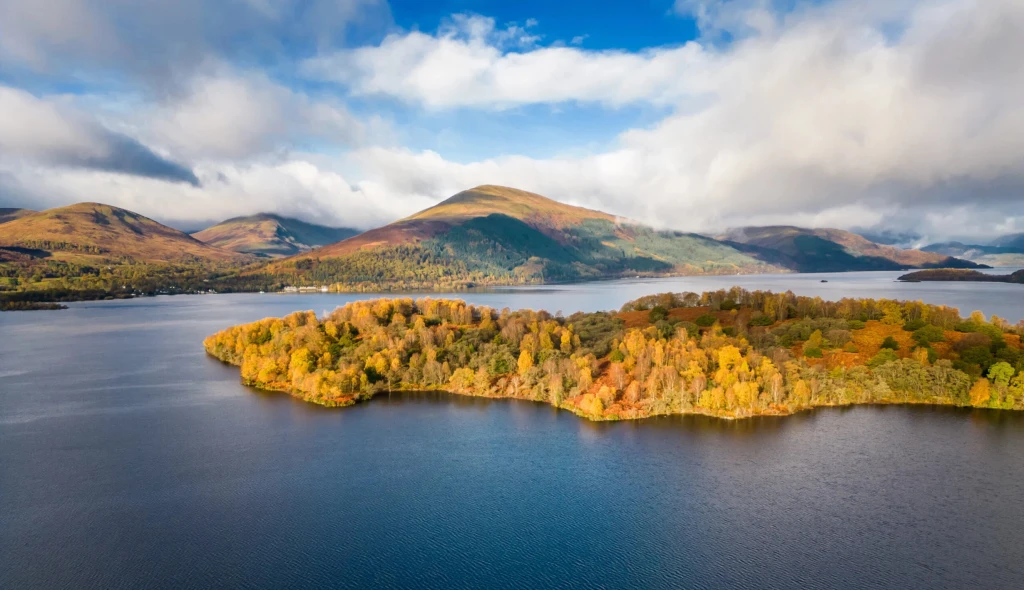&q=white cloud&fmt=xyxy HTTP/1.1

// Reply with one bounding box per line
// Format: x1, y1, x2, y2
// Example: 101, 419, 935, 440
302, 14, 712, 109
300, 0, 1024, 240
1, 157, 430, 231
0, 0, 390, 81
2, 0, 1022, 243
0, 85, 198, 184
141, 69, 378, 160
